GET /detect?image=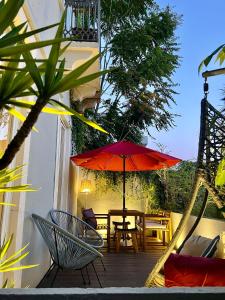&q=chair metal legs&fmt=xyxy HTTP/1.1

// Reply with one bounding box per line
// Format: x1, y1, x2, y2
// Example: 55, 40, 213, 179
85, 266, 90, 284
51, 266, 60, 287
80, 268, 86, 285
38, 262, 103, 288
91, 262, 102, 288
37, 263, 55, 288
100, 258, 106, 271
